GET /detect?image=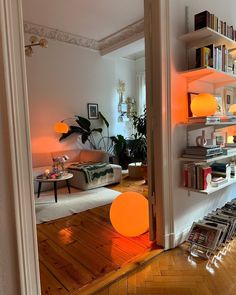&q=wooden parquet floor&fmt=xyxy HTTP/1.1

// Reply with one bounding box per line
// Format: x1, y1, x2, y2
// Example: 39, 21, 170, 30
94, 242, 236, 295
37, 174, 158, 295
